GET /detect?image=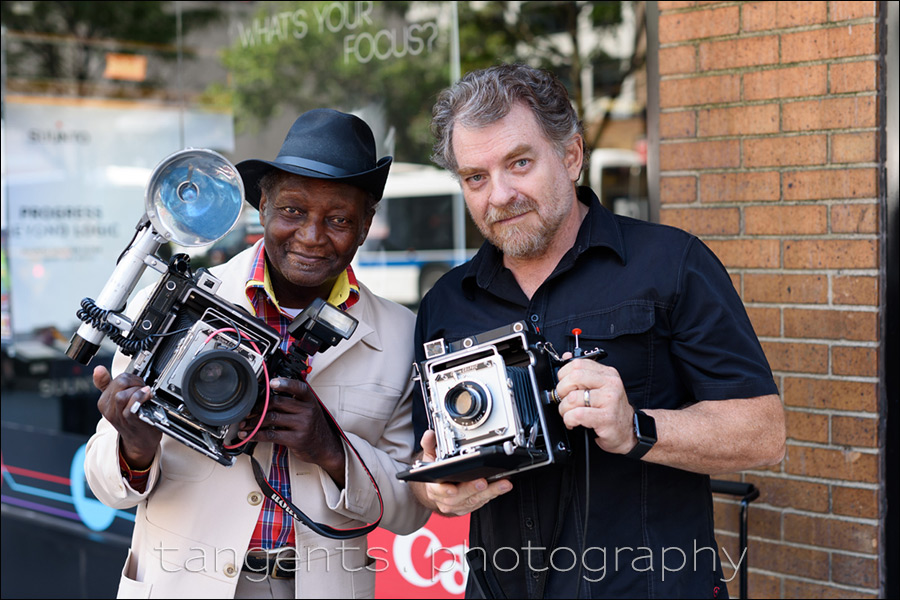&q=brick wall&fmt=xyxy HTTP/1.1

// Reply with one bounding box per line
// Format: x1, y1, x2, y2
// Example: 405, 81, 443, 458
656, 1, 883, 597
